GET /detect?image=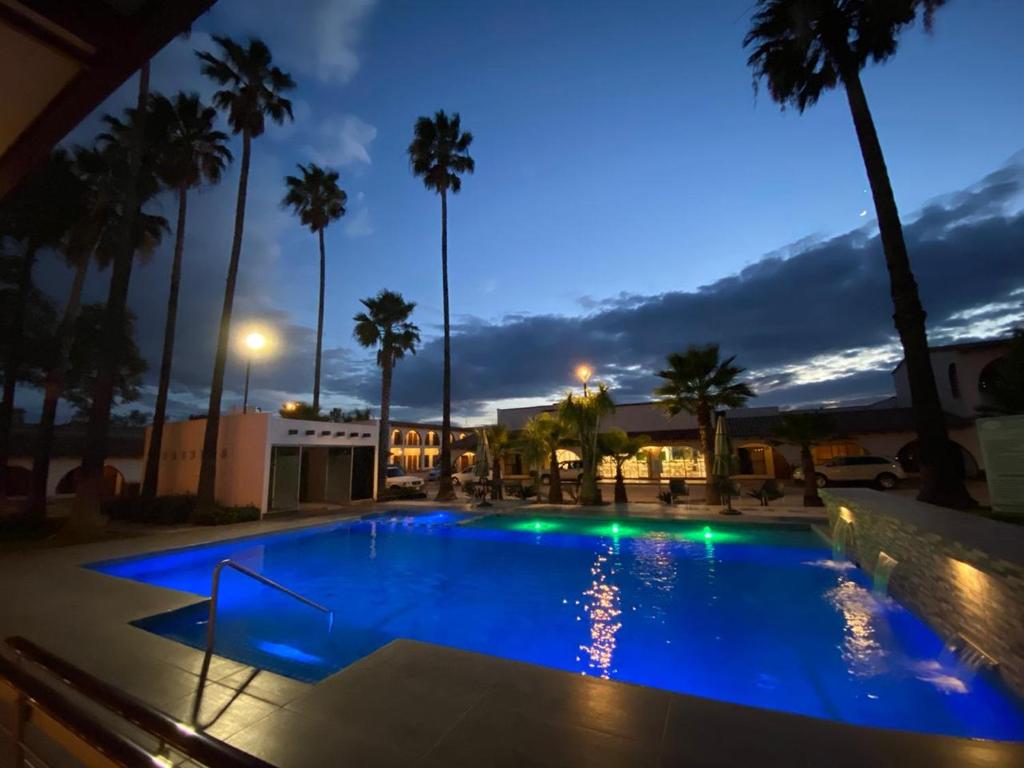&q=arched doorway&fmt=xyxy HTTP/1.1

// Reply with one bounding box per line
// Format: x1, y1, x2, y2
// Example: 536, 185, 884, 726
55, 465, 124, 496
896, 440, 980, 479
